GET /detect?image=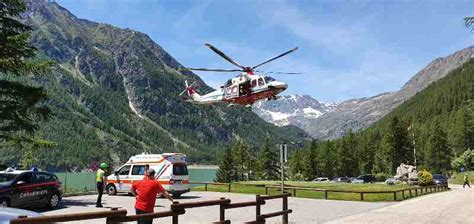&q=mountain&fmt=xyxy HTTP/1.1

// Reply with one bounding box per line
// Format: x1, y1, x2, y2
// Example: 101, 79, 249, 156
290, 58, 474, 178
256, 47, 473, 139
0, 1, 308, 169
252, 95, 337, 126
